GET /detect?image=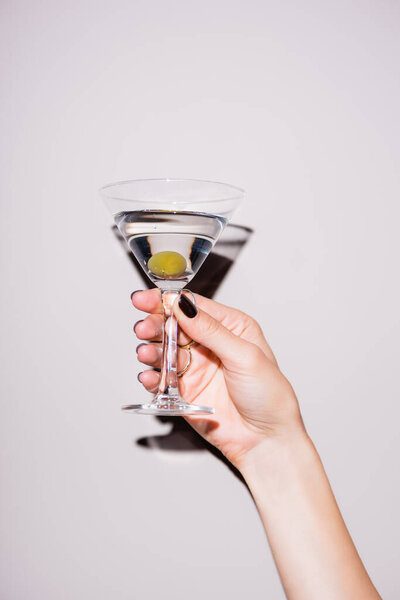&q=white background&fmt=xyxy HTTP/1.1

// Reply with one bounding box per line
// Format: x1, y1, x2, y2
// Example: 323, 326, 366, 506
1, 1, 399, 598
